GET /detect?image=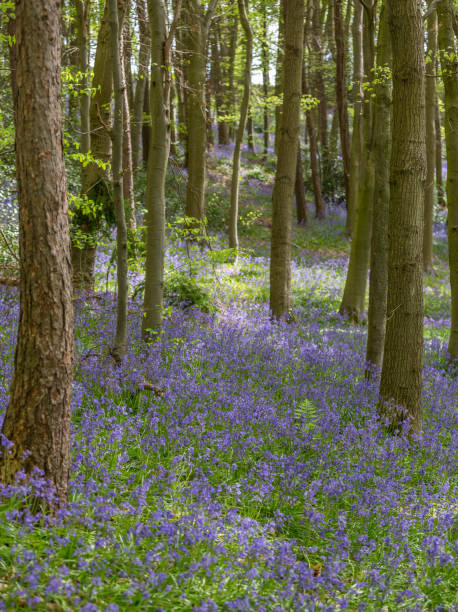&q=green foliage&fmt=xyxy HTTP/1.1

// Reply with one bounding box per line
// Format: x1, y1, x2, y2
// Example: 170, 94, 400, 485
164, 270, 216, 313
